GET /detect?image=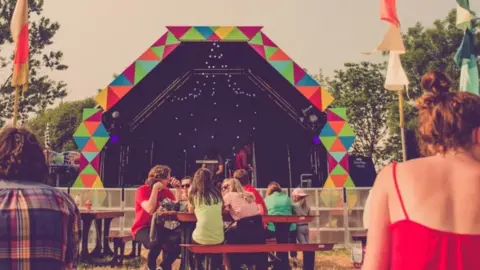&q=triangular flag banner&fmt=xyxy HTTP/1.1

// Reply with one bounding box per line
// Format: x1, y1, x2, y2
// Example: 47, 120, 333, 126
384, 52, 409, 91
363, 24, 405, 55
456, 0, 475, 29
459, 55, 479, 95
455, 28, 479, 95
381, 0, 400, 26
